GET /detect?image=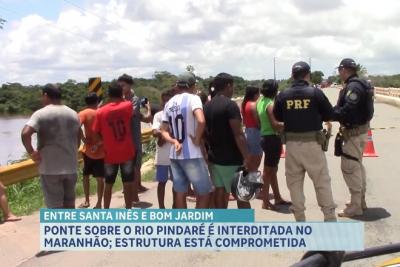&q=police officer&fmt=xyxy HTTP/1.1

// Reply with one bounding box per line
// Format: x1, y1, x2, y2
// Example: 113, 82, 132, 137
332, 58, 374, 217
273, 61, 337, 222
